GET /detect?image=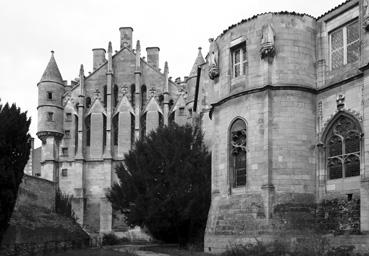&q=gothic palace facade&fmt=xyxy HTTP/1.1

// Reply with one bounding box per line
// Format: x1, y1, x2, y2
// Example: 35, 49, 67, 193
36, 0, 369, 252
